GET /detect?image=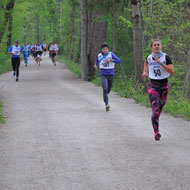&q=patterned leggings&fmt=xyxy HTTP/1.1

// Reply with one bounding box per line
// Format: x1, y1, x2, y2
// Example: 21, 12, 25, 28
148, 81, 168, 133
